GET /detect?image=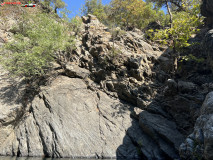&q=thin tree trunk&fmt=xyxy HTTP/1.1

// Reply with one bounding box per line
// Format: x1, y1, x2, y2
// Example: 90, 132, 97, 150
166, 0, 173, 28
